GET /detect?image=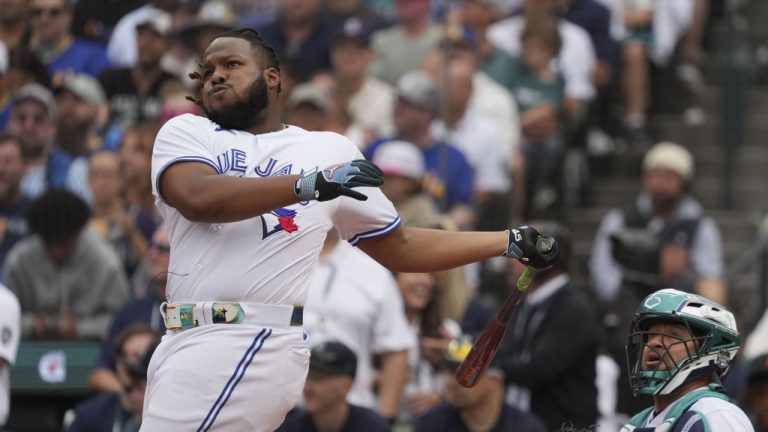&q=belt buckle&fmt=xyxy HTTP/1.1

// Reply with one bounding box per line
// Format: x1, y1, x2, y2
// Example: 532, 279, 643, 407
212, 303, 244, 324
164, 304, 196, 330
